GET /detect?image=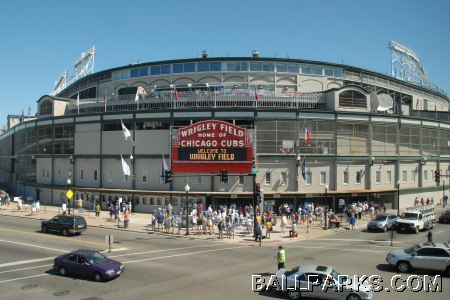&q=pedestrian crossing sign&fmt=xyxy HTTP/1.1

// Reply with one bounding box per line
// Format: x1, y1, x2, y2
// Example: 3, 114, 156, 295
66, 189, 73, 199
